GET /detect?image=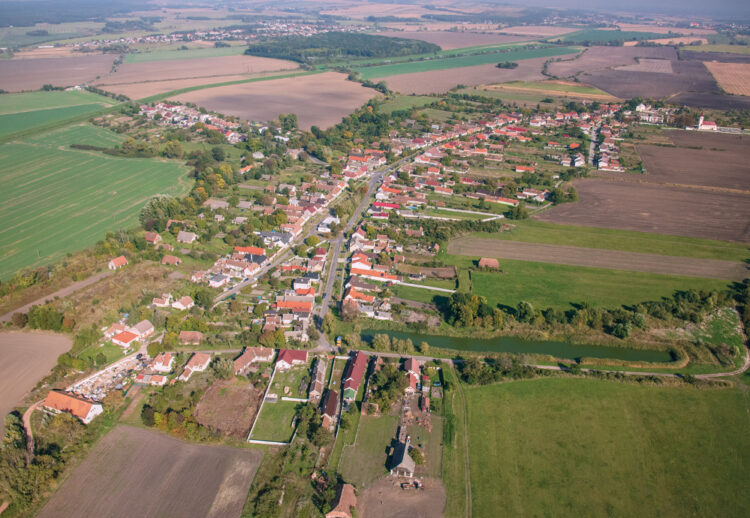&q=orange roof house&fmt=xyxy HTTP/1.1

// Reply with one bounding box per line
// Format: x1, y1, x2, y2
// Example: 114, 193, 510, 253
235, 246, 266, 256
108, 255, 128, 270
275, 300, 313, 312
112, 330, 138, 347
43, 391, 103, 424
